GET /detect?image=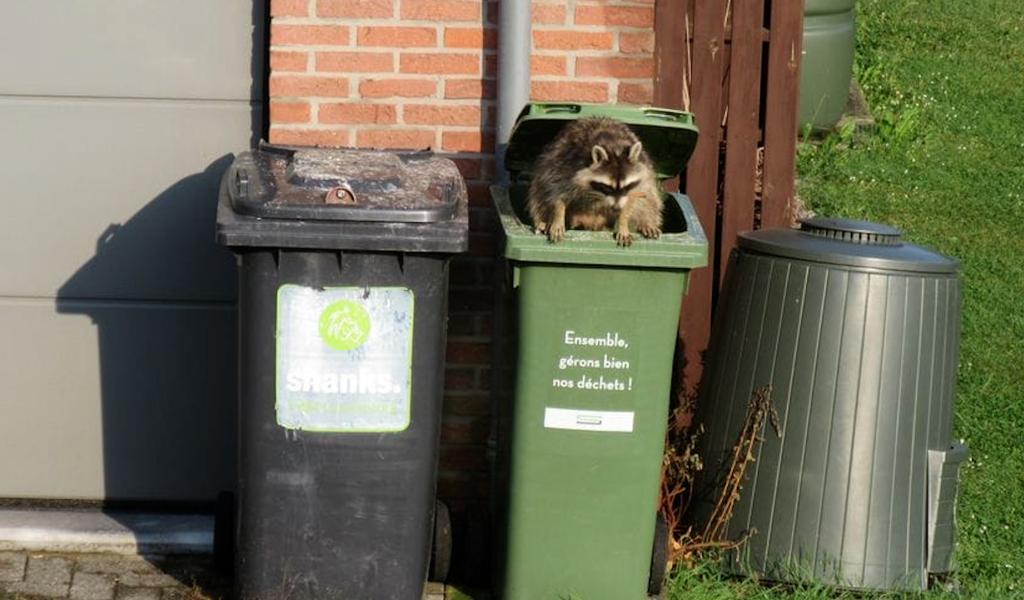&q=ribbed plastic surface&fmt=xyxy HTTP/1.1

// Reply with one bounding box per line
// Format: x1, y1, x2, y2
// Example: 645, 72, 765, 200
800, 217, 902, 246
691, 235, 964, 591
